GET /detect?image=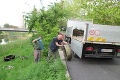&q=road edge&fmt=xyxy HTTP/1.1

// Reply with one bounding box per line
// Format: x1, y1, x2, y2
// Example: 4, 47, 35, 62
58, 49, 71, 80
